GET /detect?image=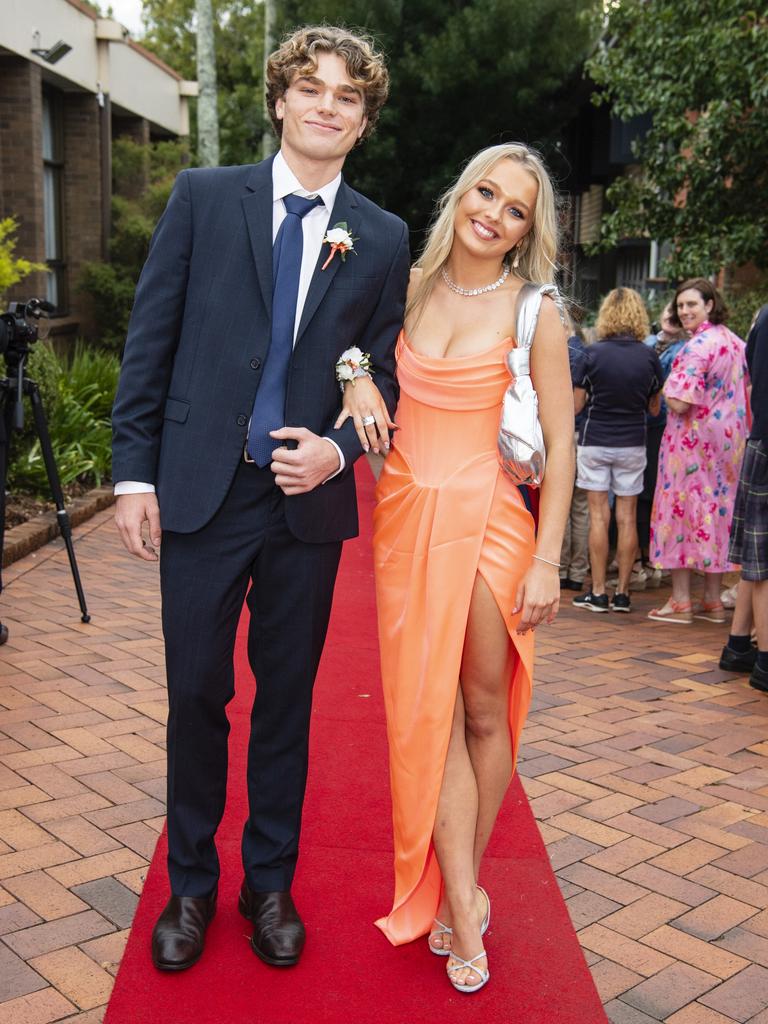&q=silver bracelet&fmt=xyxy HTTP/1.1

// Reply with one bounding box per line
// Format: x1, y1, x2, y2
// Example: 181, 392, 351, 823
533, 554, 562, 569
